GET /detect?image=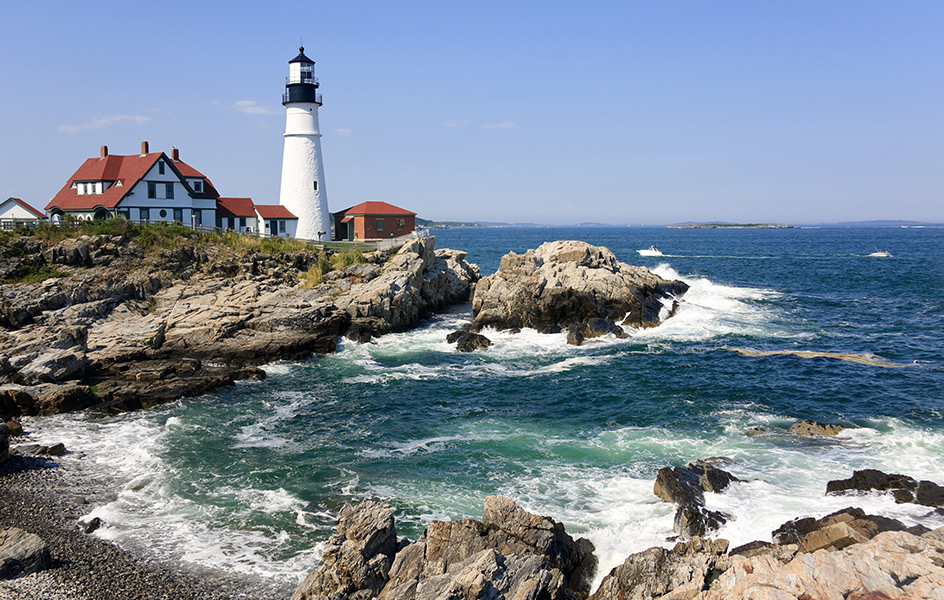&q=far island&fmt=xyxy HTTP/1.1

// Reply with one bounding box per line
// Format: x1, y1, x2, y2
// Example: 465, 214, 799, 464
668, 223, 795, 229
